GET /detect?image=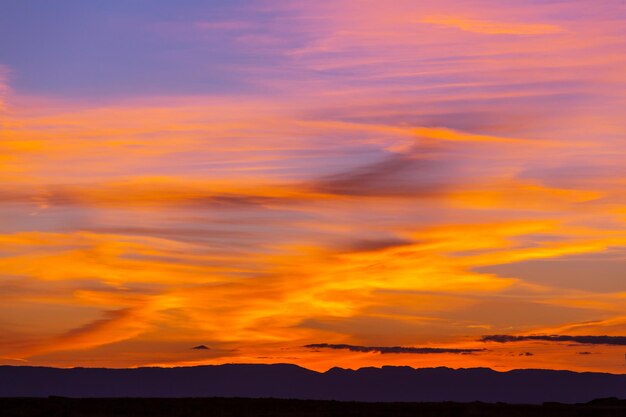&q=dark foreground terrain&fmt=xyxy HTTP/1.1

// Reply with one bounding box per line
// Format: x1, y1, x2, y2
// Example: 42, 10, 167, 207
1, 397, 626, 417
2, 364, 626, 404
